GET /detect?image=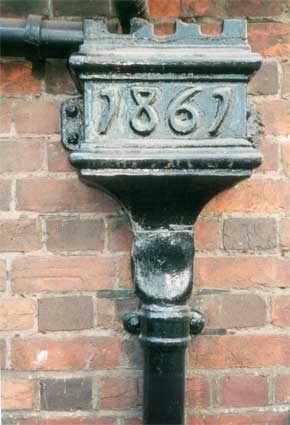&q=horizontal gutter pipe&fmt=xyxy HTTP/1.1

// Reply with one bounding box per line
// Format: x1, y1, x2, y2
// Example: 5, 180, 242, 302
0, 1, 149, 60
0, 16, 83, 60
